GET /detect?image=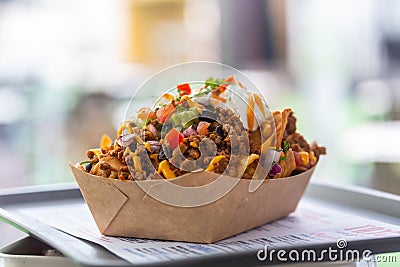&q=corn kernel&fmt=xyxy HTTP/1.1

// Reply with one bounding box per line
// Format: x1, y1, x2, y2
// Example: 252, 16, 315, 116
150, 154, 159, 166
189, 142, 198, 148
158, 160, 176, 179
162, 93, 175, 101
299, 151, 309, 165
180, 95, 190, 102
247, 154, 259, 166
100, 134, 112, 150
117, 124, 125, 136
205, 155, 226, 171
144, 142, 151, 151
133, 156, 142, 171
